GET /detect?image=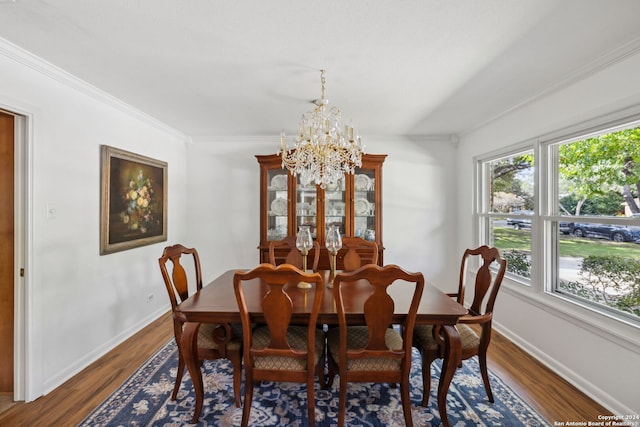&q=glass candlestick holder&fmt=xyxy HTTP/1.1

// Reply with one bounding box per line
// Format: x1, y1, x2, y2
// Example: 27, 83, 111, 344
296, 226, 313, 288
325, 224, 342, 288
